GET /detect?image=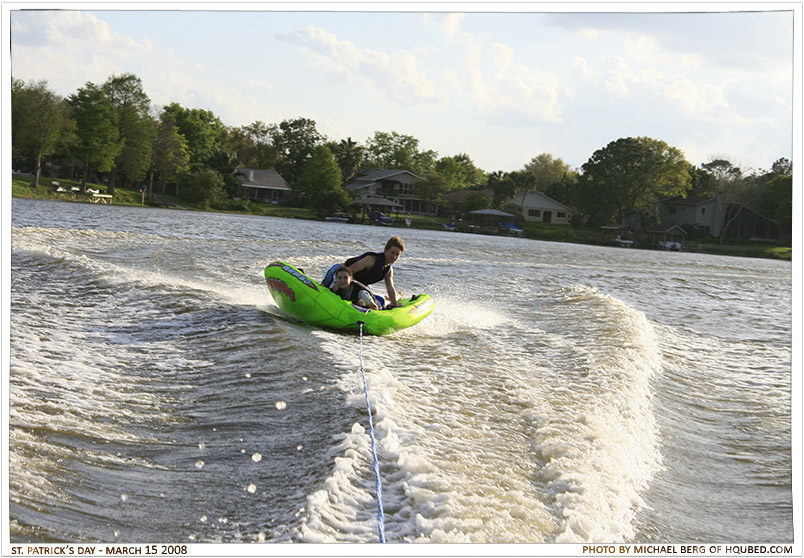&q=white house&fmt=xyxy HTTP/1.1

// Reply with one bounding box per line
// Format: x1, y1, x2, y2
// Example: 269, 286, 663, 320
507, 191, 576, 225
